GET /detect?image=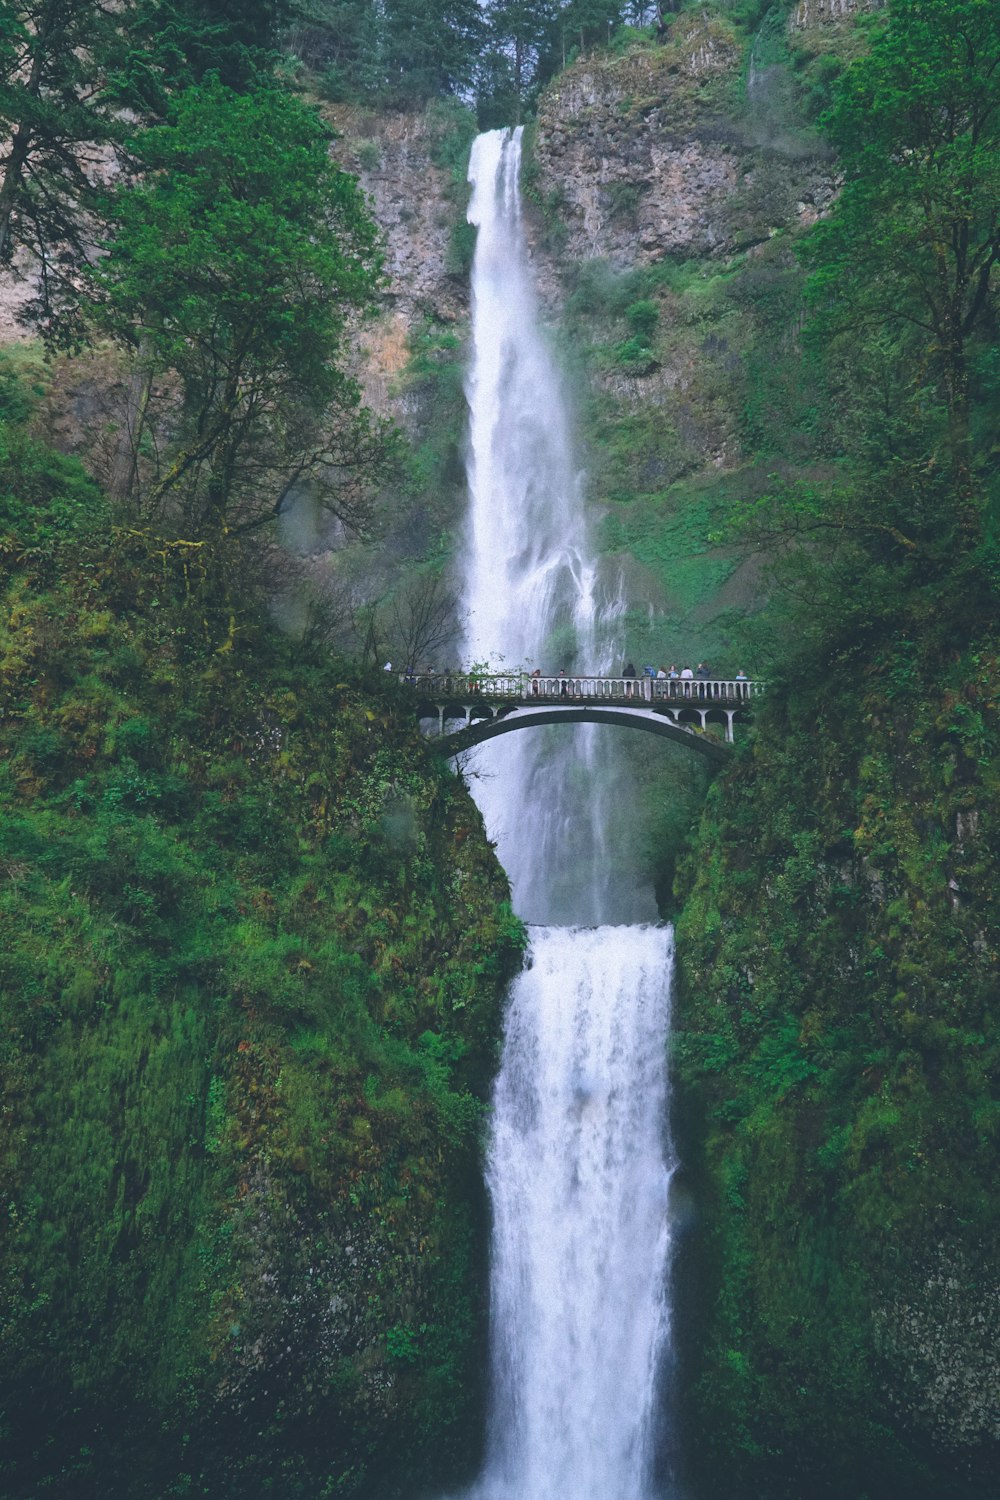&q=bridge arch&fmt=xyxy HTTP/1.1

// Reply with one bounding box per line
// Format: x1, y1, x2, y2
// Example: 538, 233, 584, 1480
427, 703, 731, 763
